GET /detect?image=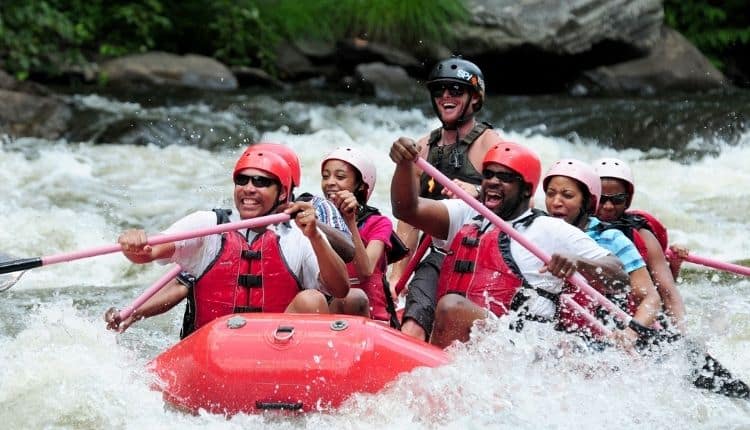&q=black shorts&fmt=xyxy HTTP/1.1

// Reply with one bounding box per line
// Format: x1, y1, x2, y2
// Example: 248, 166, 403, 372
402, 249, 445, 337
